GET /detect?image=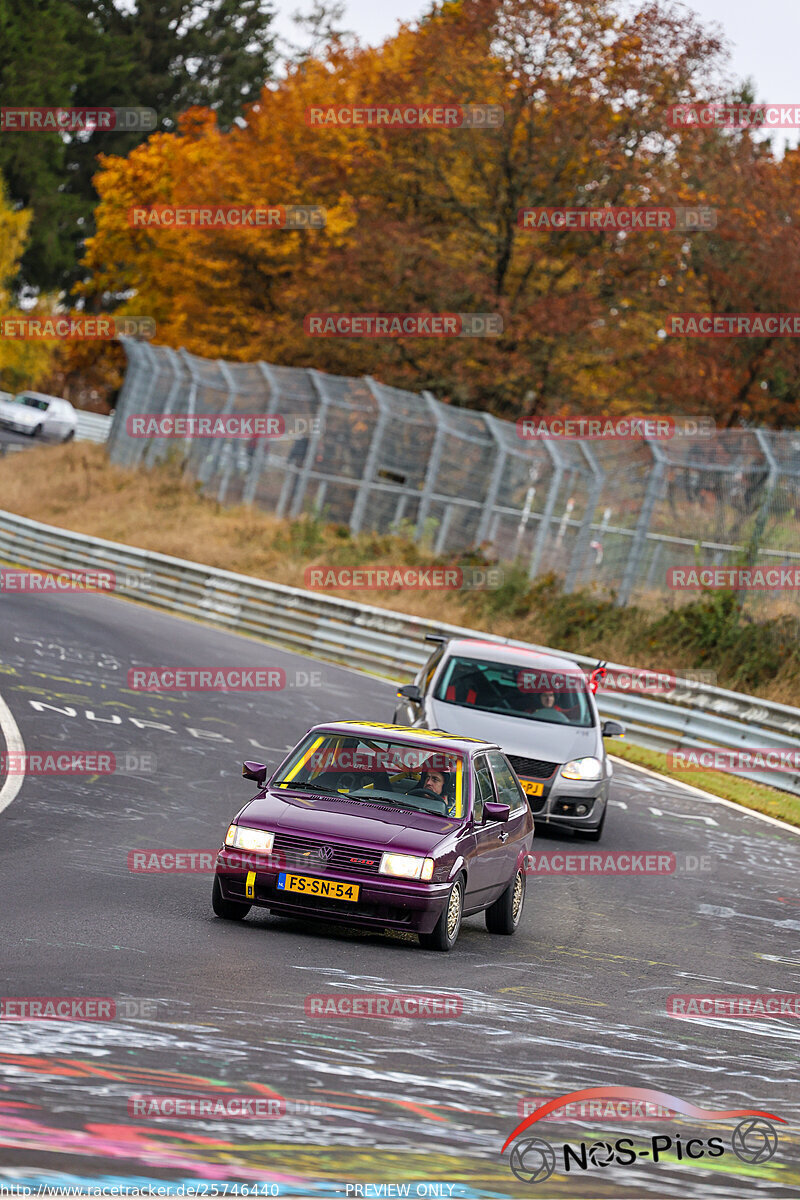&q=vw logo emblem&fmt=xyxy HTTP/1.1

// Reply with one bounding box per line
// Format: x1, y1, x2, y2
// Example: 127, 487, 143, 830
731, 1118, 778, 1164
509, 1137, 556, 1184
317, 846, 334, 862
